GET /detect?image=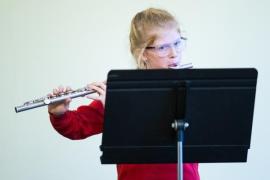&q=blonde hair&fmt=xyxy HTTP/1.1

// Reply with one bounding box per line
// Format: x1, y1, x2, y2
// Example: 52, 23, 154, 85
129, 8, 181, 69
